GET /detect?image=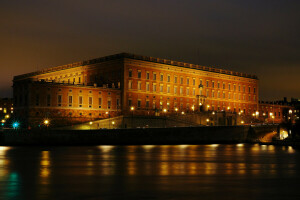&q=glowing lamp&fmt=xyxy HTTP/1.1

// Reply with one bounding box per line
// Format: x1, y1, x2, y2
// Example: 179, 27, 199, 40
130, 106, 134, 111
44, 119, 49, 125
12, 122, 20, 129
